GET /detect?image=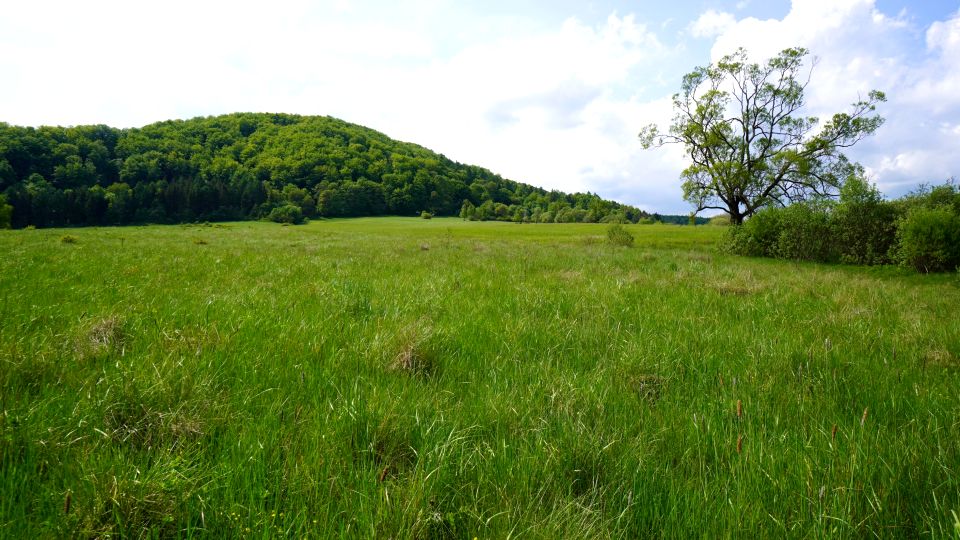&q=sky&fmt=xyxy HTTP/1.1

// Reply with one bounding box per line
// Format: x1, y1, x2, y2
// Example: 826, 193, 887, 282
1, 0, 959, 214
